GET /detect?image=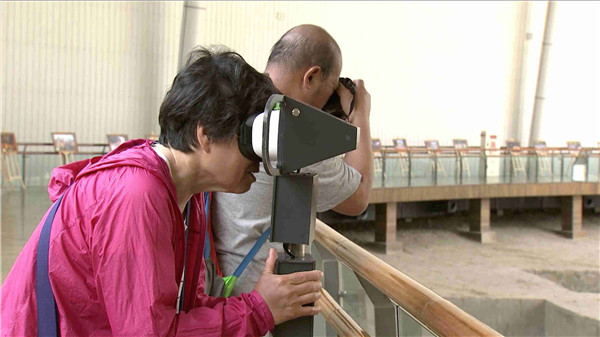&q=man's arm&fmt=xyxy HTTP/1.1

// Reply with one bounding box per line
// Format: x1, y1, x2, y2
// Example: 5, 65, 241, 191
332, 79, 373, 216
